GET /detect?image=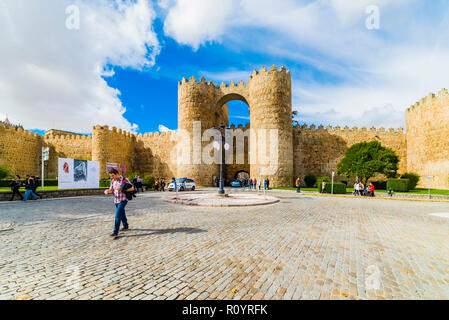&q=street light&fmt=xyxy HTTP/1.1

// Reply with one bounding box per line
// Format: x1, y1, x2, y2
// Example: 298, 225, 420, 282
426, 175, 434, 200
217, 124, 227, 195
331, 172, 335, 195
